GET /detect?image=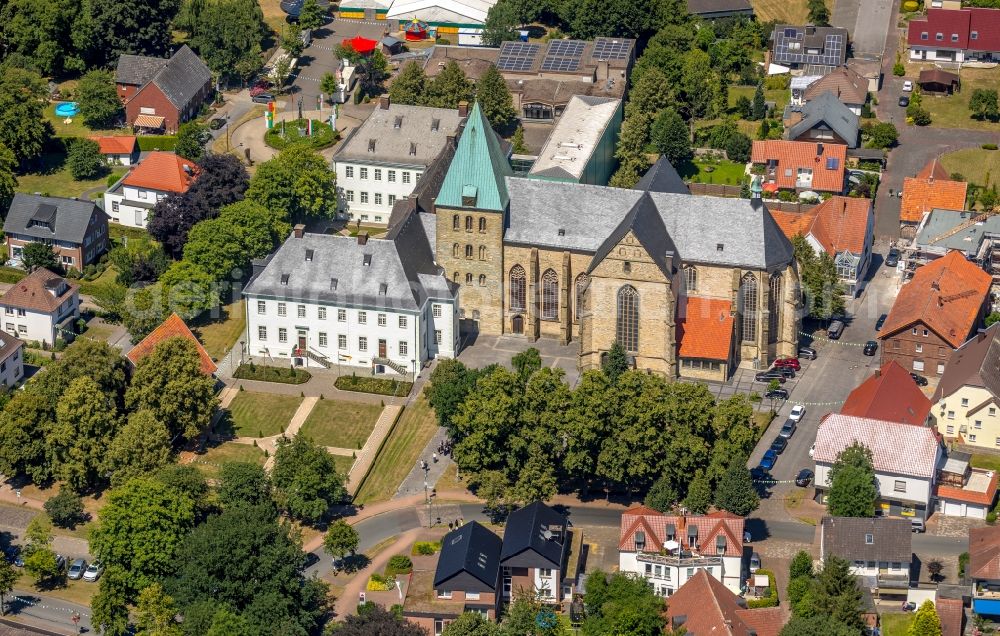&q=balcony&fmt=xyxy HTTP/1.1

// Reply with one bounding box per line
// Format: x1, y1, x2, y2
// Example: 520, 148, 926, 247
636, 551, 724, 567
